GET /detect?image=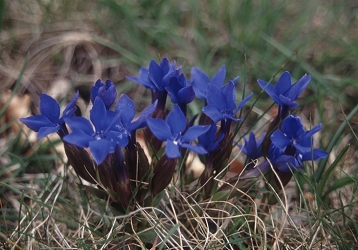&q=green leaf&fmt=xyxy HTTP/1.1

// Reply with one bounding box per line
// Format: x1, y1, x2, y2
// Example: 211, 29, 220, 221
81, 184, 109, 200
152, 189, 164, 207
158, 223, 181, 250
211, 190, 230, 201
323, 176, 358, 200
316, 104, 358, 182
316, 144, 349, 198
